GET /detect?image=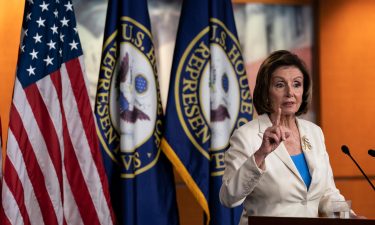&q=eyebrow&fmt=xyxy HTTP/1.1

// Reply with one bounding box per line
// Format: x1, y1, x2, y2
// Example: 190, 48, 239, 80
272, 75, 303, 80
